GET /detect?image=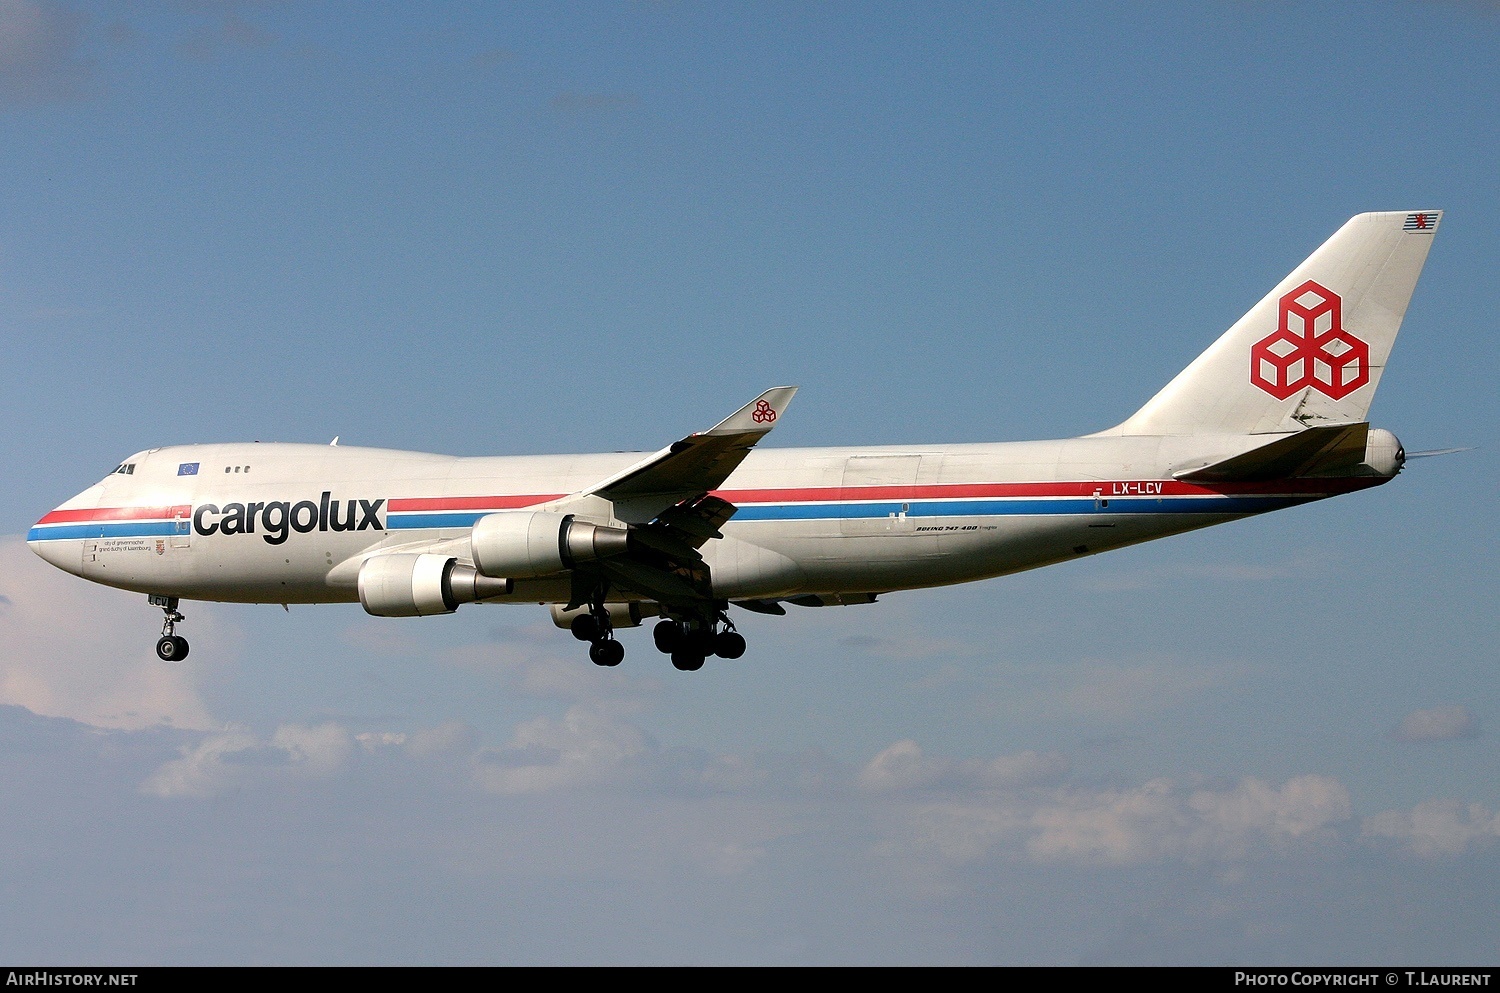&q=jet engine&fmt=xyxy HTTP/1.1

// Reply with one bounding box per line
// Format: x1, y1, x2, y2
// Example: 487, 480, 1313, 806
358, 553, 512, 617
470, 511, 630, 579
1363, 428, 1405, 477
